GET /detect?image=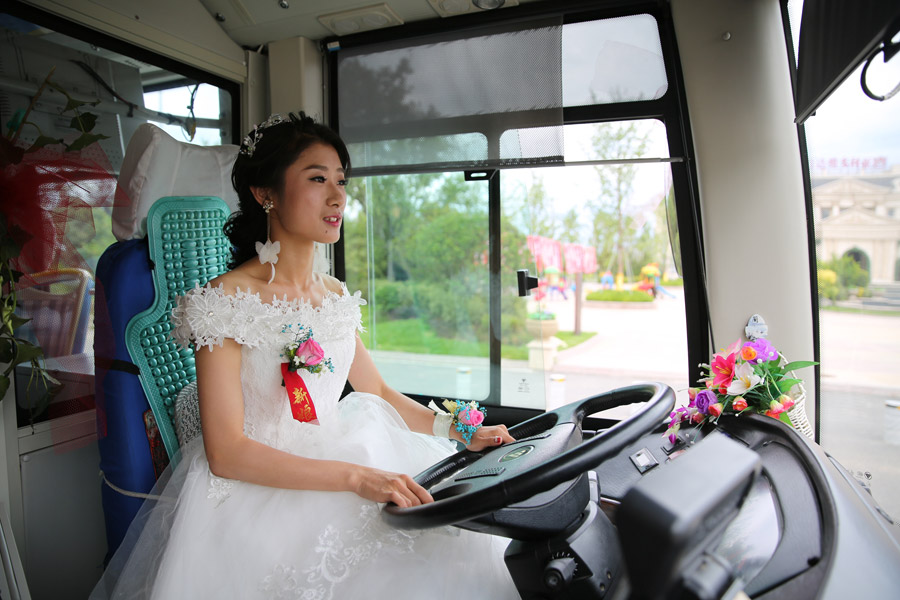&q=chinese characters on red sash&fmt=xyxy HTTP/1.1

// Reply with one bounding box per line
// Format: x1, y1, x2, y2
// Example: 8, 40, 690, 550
281, 363, 318, 423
